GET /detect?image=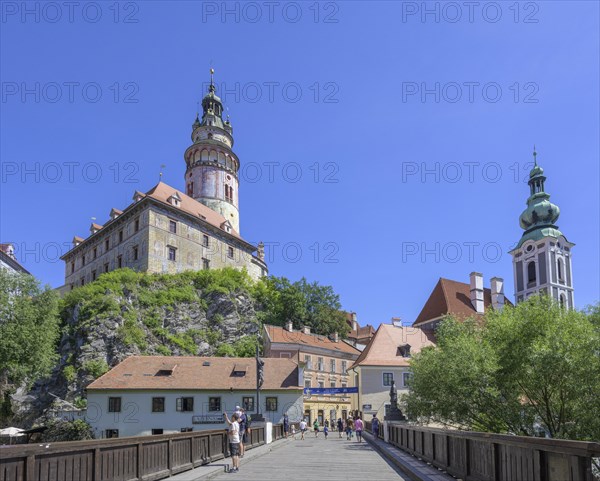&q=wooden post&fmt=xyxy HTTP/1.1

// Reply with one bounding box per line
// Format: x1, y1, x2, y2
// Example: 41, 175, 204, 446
137, 443, 142, 480
26, 455, 35, 481
94, 448, 101, 481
